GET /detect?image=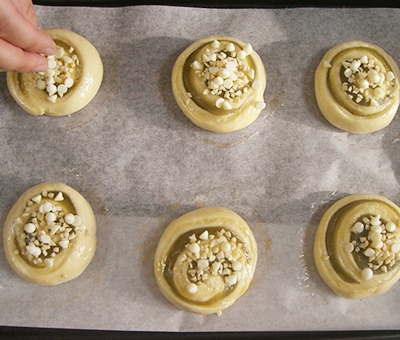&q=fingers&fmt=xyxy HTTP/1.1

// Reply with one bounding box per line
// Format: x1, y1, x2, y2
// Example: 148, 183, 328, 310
0, 0, 55, 72
0, 38, 48, 72
23, 0, 40, 28
0, 1, 55, 55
